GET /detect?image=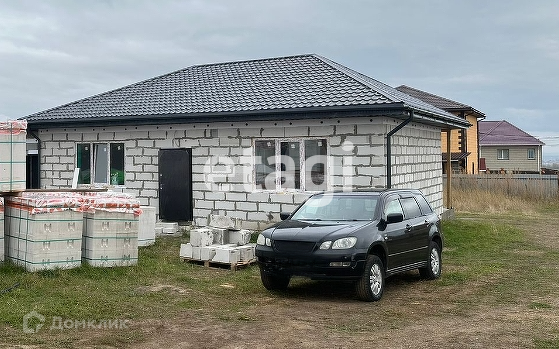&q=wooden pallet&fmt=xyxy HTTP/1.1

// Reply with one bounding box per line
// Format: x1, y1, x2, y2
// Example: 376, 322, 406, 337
182, 257, 256, 271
